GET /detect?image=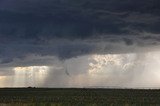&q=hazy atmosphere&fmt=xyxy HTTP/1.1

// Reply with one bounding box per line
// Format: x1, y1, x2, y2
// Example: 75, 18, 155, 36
0, 0, 160, 88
